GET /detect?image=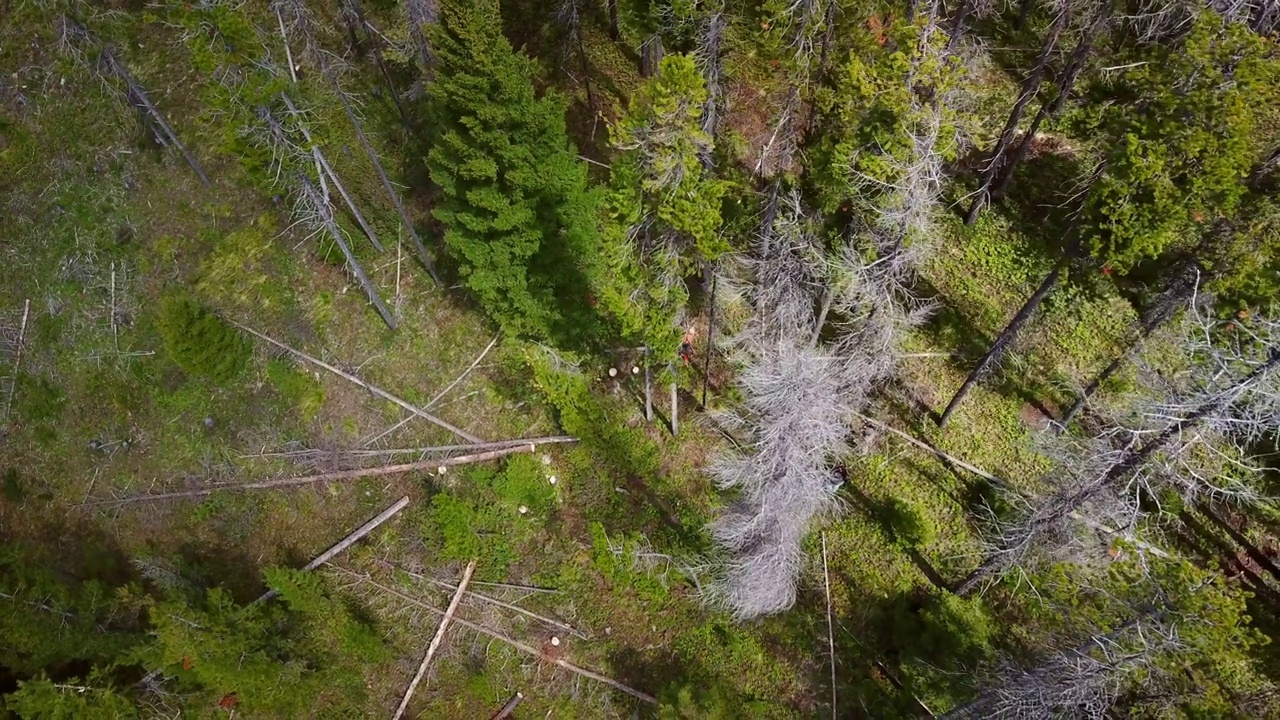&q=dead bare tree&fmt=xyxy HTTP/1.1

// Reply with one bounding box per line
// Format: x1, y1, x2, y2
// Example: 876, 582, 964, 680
956, 307, 1280, 595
